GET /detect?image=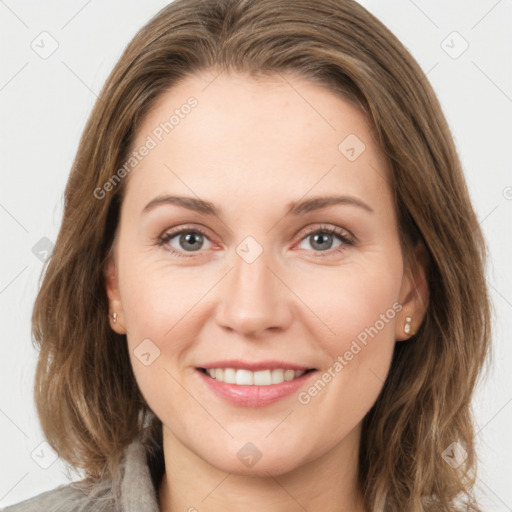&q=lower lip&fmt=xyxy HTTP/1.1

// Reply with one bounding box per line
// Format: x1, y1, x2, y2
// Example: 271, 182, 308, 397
196, 368, 317, 407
